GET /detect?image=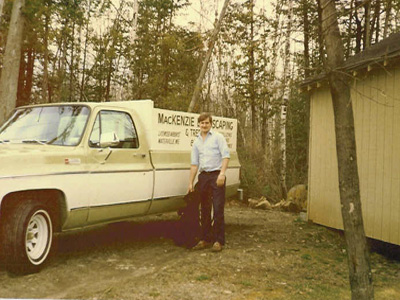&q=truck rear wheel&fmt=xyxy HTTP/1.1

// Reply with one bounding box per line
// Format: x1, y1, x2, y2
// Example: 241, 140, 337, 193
3, 199, 53, 275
